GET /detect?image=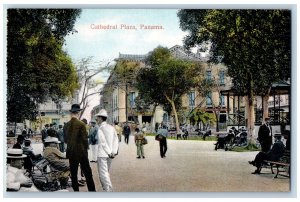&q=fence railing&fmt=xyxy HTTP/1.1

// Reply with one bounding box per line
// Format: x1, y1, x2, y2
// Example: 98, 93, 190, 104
227, 113, 245, 126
